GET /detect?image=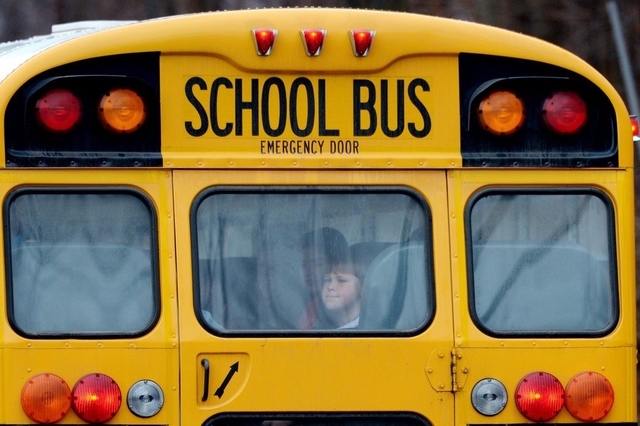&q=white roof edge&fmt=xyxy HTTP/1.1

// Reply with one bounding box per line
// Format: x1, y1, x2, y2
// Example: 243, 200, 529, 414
51, 20, 138, 33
